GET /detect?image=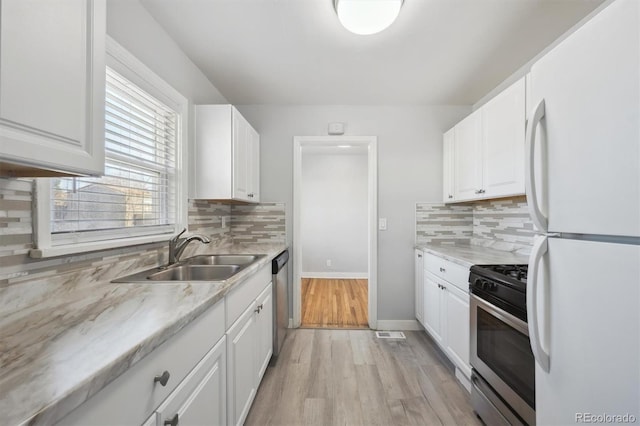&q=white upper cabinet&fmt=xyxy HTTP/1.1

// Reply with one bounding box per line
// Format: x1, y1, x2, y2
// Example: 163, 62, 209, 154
0, 0, 106, 177
481, 77, 526, 198
453, 110, 482, 201
194, 105, 260, 203
448, 77, 526, 202
442, 129, 455, 203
